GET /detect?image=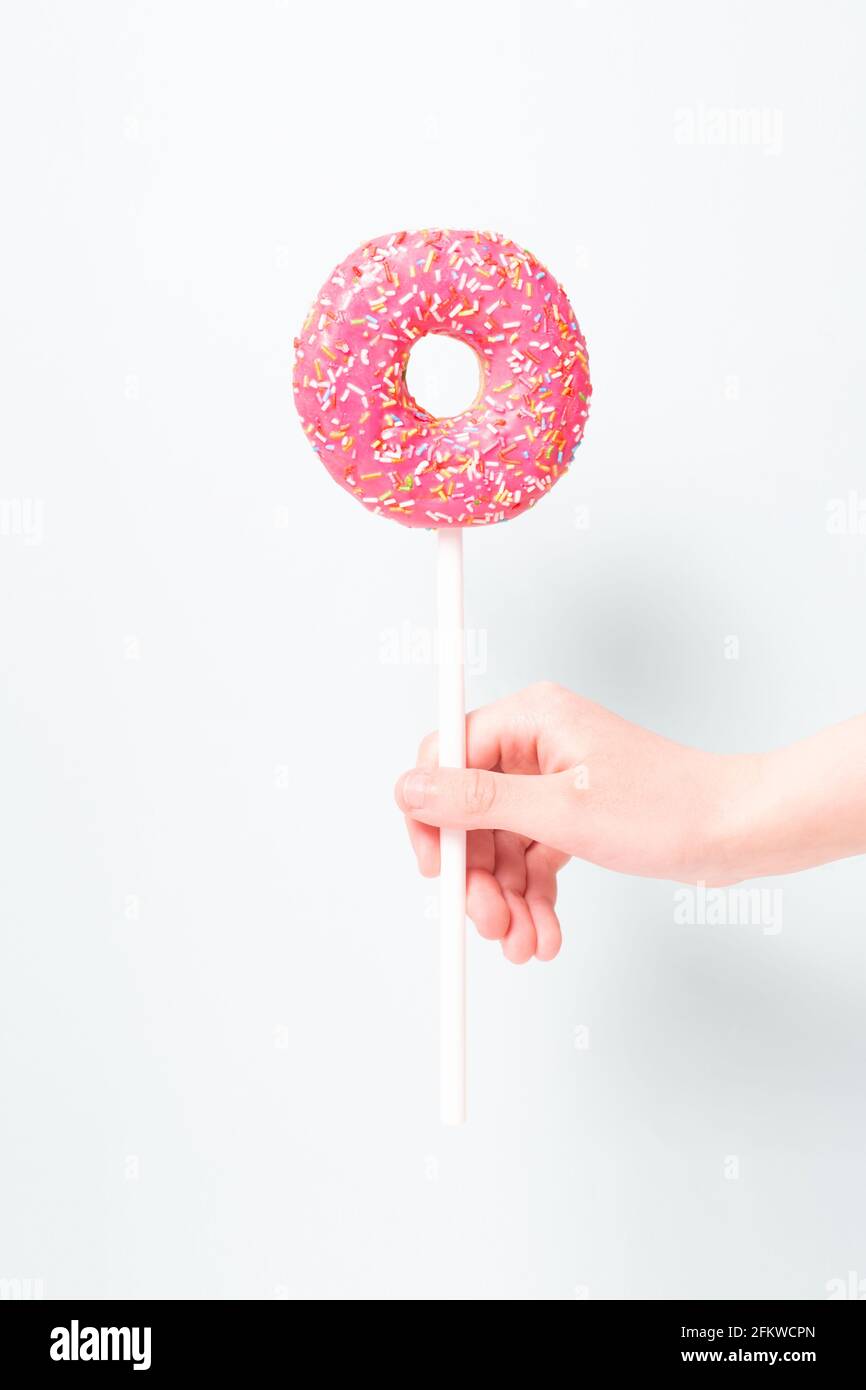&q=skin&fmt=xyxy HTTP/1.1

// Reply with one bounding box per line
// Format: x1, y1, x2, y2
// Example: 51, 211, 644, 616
394, 682, 866, 965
